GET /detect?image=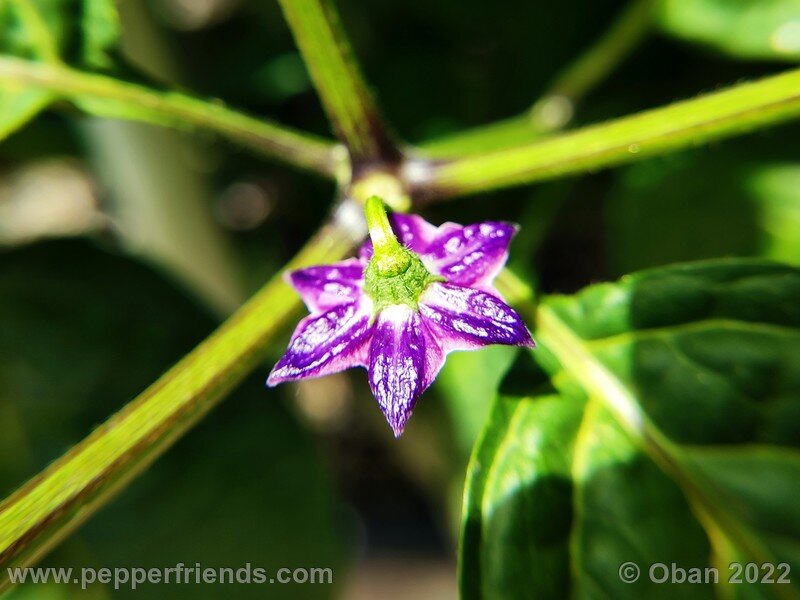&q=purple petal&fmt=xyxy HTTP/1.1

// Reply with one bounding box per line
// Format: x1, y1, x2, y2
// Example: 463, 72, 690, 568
268, 300, 373, 385
359, 213, 440, 262
368, 305, 444, 437
288, 258, 365, 312
419, 282, 534, 352
422, 221, 517, 287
